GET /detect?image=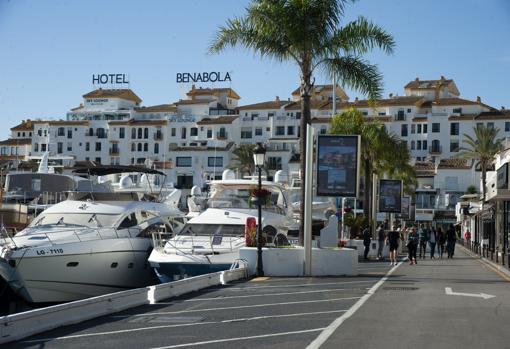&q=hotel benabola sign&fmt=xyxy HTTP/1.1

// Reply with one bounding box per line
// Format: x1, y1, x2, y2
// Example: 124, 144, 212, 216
176, 72, 231, 83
